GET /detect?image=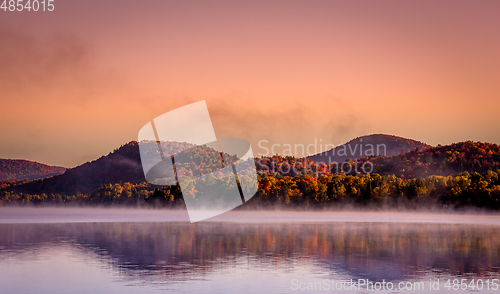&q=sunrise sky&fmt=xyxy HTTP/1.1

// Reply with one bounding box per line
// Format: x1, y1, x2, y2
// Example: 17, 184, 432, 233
1, 0, 499, 167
